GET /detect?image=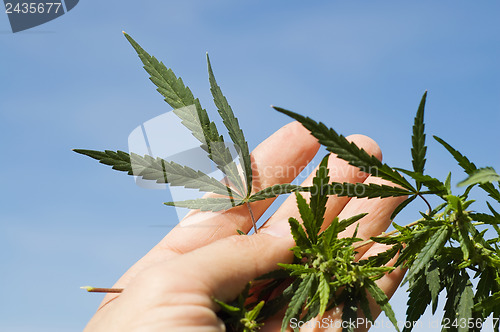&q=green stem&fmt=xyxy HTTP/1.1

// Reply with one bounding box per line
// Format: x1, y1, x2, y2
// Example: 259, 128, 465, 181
418, 194, 432, 215
353, 219, 421, 250
246, 202, 258, 234
81, 286, 123, 293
